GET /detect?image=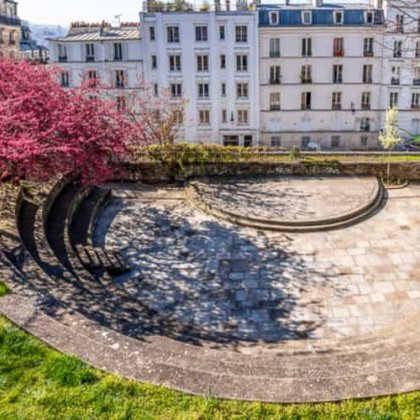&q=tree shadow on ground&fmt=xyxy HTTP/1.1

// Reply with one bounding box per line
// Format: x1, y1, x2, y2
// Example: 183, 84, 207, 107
90, 194, 348, 346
